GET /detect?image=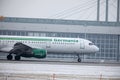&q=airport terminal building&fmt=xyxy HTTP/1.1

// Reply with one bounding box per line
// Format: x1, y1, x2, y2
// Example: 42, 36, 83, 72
0, 17, 120, 62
